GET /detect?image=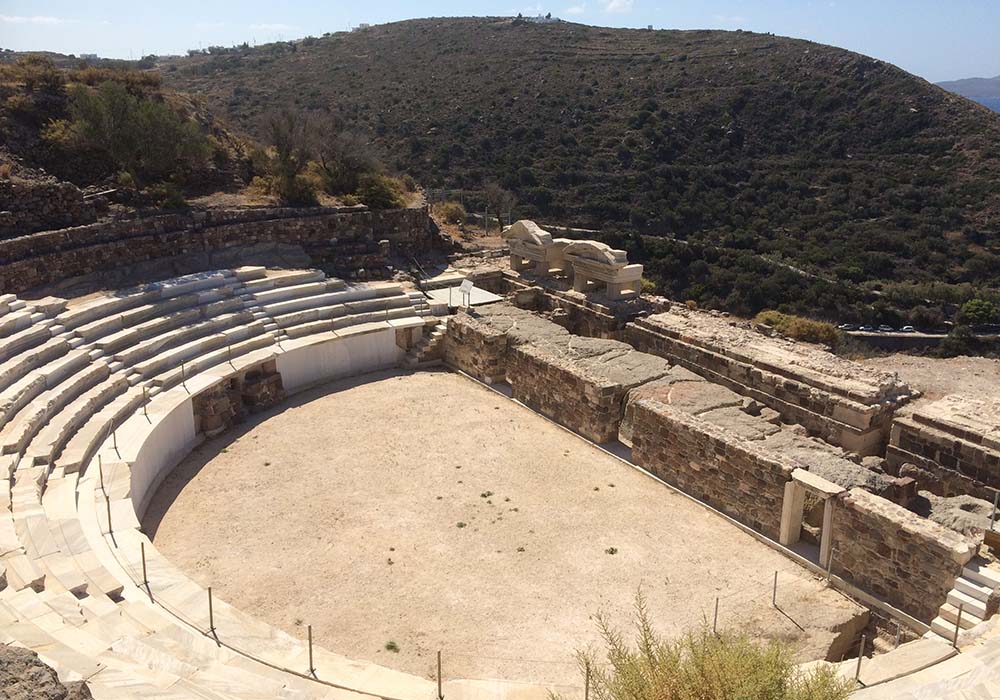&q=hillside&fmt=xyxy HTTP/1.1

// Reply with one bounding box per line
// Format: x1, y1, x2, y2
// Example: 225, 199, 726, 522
165, 19, 1000, 317
938, 75, 1000, 113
